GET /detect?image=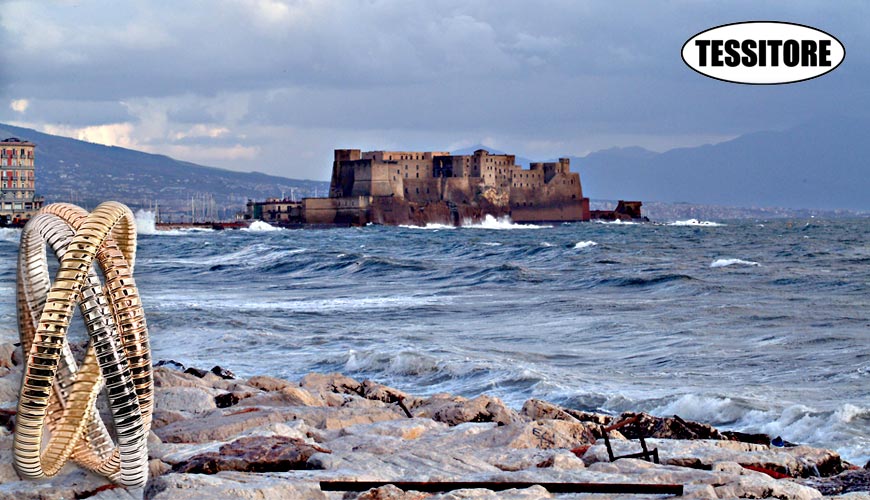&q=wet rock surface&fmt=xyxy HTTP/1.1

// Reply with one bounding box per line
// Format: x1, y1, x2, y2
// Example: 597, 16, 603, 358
0, 360, 862, 499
